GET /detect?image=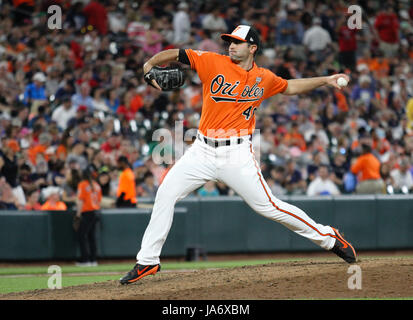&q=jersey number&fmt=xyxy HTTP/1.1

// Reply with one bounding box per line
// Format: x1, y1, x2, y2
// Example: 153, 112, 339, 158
242, 106, 257, 120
